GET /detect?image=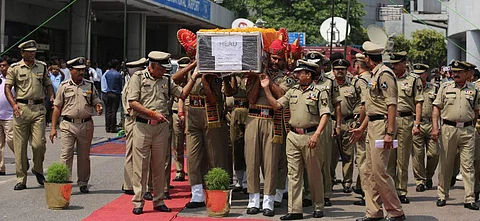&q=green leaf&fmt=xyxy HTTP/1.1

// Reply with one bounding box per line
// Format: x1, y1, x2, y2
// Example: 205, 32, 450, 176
204, 168, 230, 190
46, 162, 70, 183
